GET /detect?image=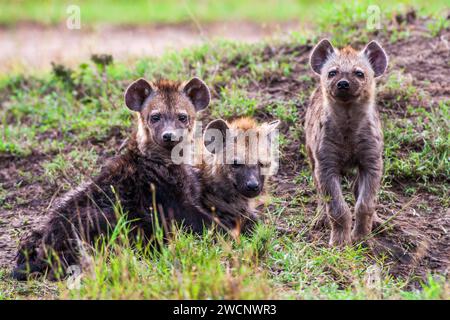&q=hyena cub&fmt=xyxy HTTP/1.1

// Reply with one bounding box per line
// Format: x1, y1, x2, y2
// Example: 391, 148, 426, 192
13, 77, 212, 280
199, 117, 280, 235
305, 39, 388, 246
